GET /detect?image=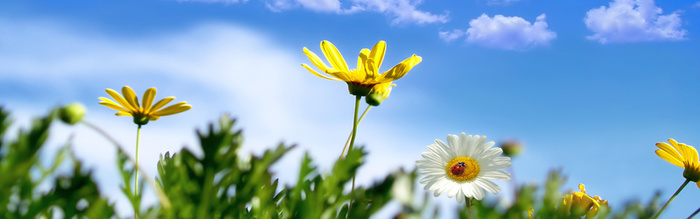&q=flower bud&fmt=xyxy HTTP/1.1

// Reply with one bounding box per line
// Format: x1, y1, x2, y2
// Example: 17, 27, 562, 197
59, 103, 86, 125
500, 140, 523, 157
366, 82, 395, 106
